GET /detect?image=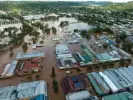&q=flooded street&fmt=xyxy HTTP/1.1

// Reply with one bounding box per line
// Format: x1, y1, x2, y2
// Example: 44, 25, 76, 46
0, 15, 93, 100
